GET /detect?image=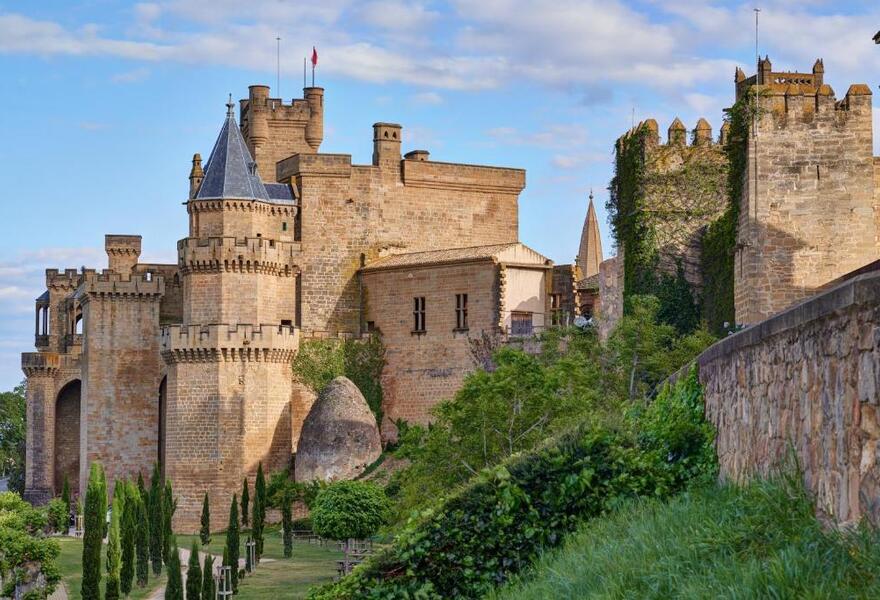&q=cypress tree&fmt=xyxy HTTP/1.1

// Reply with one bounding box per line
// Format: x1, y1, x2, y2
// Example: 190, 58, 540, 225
186, 539, 202, 600
163, 479, 175, 565
99, 466, 109, 539
135, 492, 149, 587
226, 494, 240, 593
105, 495, 123, 600
281, 498, 293, 559
120, 482, 137, 595
148, 463, 163, 575
201, 554, 215, 600
137, 471, 147, 499
165, 544, 183, 600
245, 535, 253, 572
61, 475, 71, 516
200, 492, 211, 545
240, 478, 249, 527
253, 463, 266, 559
81, 463, 106, 600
